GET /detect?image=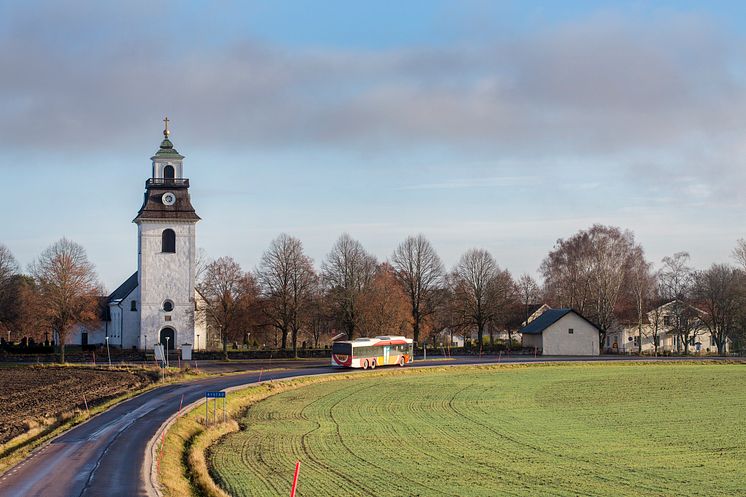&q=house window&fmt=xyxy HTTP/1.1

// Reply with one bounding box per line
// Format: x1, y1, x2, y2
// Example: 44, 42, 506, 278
162, 229, 176, 253
130, 300, 137, 311
163, 300, 174, 312
663, 315, 671, 326
710, 336, 716, 347
568, 328, 574, 334
654, 336, 660, 346
606, 336, 610, 347
164, 165, 175, 179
